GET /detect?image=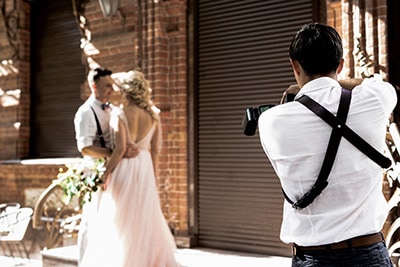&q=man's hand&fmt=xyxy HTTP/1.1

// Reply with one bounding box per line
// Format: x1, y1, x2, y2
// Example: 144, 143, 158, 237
100, 172, 110, 191
339, 78, 363, 90
123, 143, 139, 158
280, 84, 300, 104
